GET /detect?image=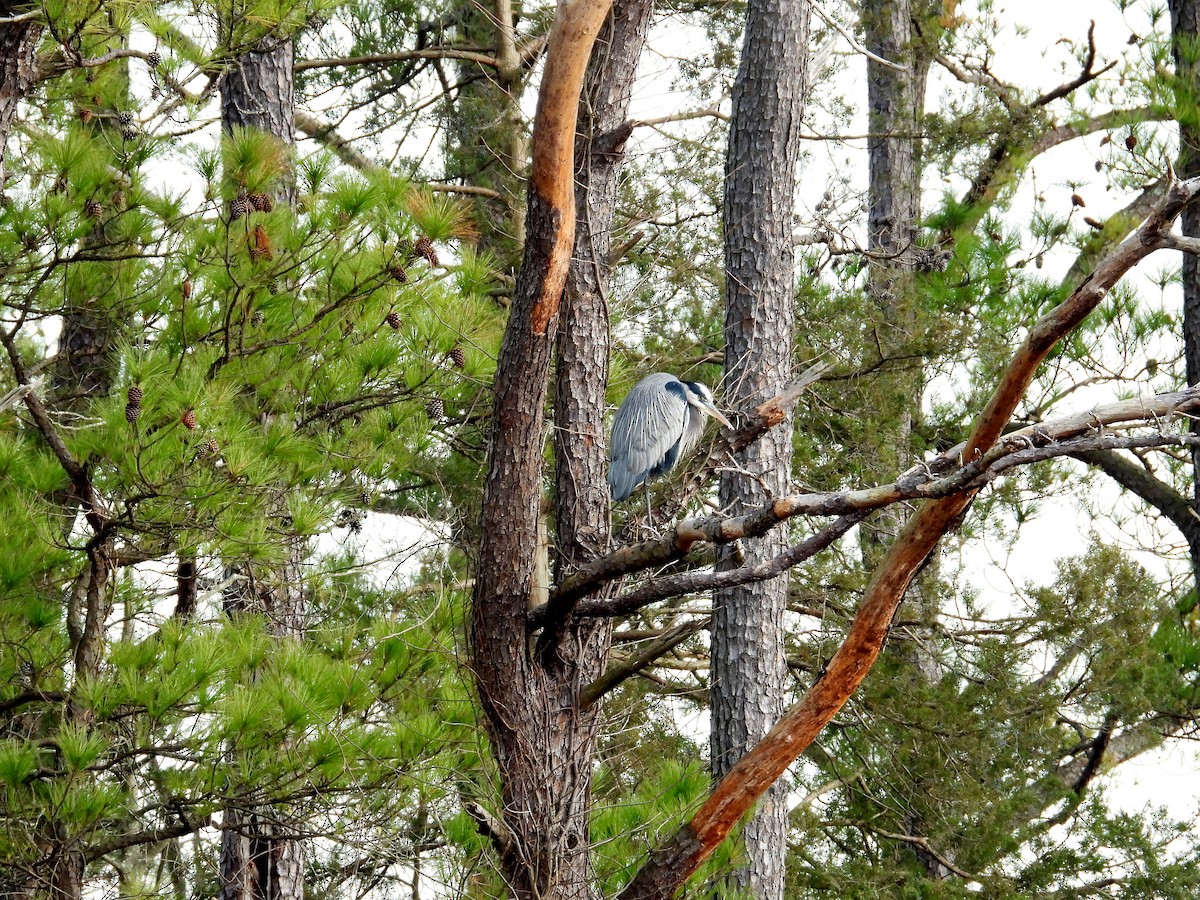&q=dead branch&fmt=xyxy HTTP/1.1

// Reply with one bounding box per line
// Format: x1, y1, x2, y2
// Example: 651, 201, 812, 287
617, 173, 1200, 900
579, 617, 710, 708
537, 385, 1200, 629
